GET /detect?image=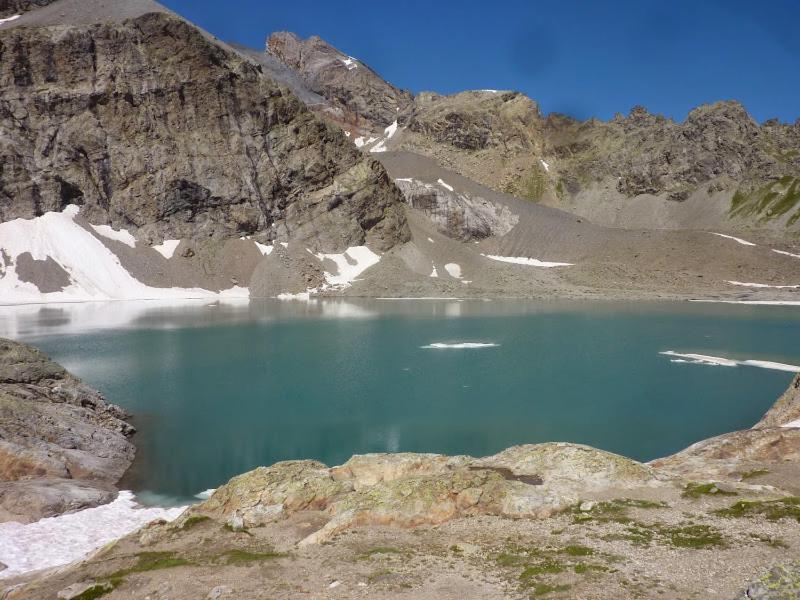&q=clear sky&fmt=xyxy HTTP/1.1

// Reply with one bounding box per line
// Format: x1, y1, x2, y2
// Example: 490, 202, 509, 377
160, 0, 799, 123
